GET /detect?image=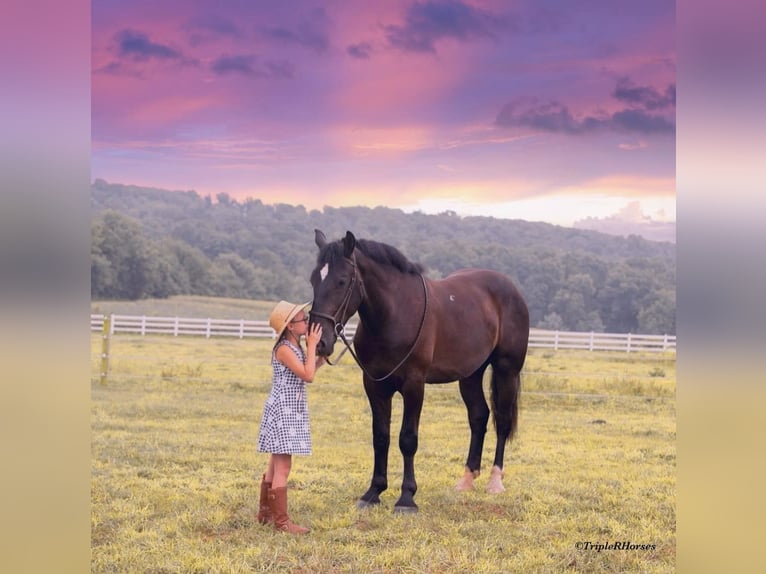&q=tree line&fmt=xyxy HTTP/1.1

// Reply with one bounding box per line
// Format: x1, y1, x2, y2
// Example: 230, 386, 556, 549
91, 180, 676, 334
